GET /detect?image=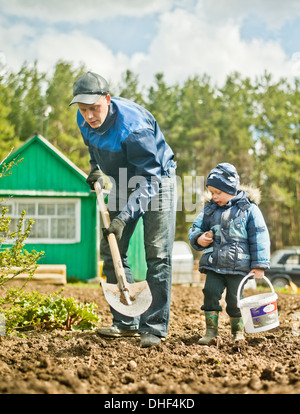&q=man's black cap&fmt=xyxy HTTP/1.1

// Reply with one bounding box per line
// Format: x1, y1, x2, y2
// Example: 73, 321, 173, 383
69, 71, 109, 106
